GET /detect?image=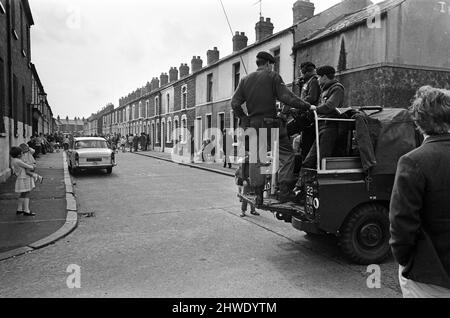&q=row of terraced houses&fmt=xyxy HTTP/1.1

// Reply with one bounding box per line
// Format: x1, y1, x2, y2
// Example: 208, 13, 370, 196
1, 0, 55, 182
88, 0, 450, 155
